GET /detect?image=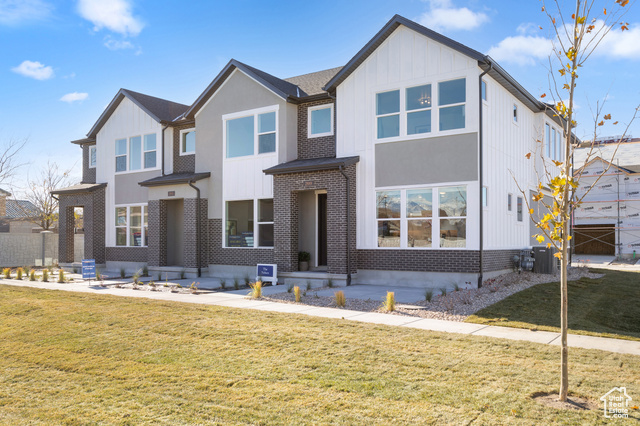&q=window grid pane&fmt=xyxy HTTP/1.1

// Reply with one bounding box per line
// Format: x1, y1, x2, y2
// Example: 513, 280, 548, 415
376, 191, 401, 218
406, 85, 431, 110
129, 136, 141, 171
258, 133, 276, 154
226, 200, 254, 247
440, 219, 466, 248
377, 115, 400, 139
258, 112, 276, 133
226, 116, 254, 158
439, 105, 465, 131
407, 110, 431, 135
378, 220, 400, 247
376, 90, 400, 115
408, 219, 432, 248
438, 79, 466, 106
183, 131, 195, 153
439, 186, 467, 217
